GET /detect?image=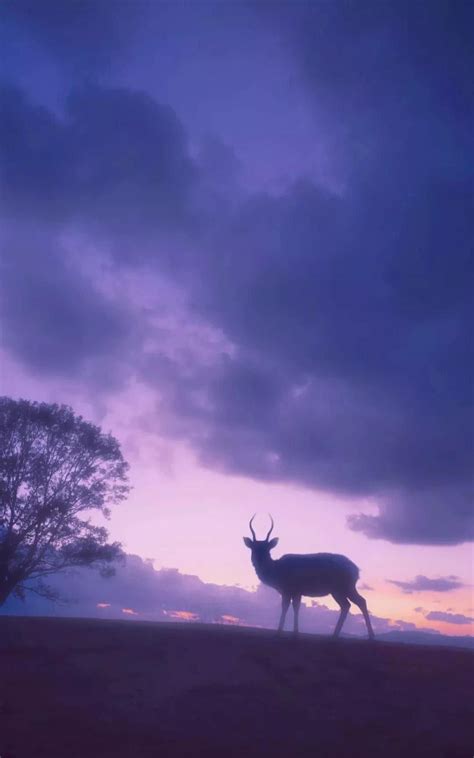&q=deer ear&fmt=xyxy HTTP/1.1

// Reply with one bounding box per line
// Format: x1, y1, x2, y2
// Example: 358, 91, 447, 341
243, 537, 253, 548
267, 537, 279, 549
